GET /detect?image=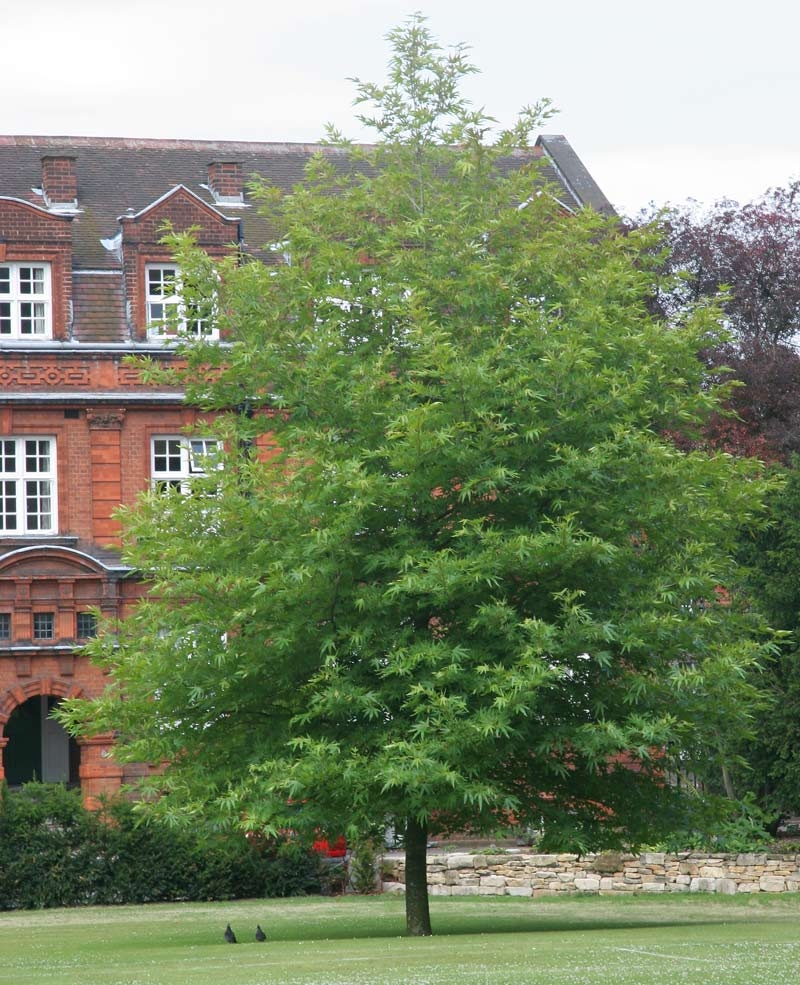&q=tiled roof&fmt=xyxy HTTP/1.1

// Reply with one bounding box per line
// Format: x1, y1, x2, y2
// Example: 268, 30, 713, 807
0, 134, 612, 270
71, 273, 127, 342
